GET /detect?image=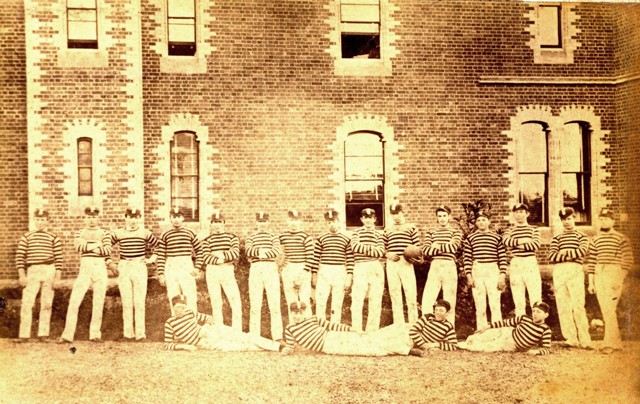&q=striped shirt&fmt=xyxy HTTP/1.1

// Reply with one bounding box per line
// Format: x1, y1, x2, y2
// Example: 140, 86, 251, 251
15, 230, 63, 272
351, 227, 385, 263
246, 231, 281, 263
284, 316, 352, 352
503, 225, 540, 258
384, 223, 420, 254
201, 232, 239, 267
163, 309, 211, 350
157, 227, 202, 275
548, 229, 588, 265
587, 230, 634, 274
75, 228, 112, 258
409, 313, 458, 351
279, 231, 314, 272
311, 232, 354, 274
422, 227, 462, 261
463, 230, 507, 274
491, 315, 551, 355
111, 227, 158, 259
